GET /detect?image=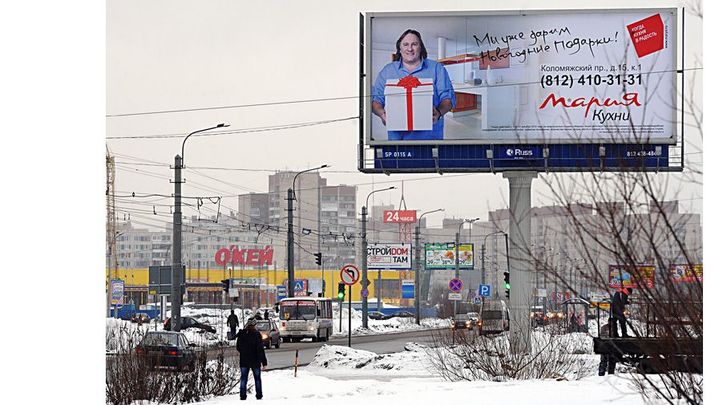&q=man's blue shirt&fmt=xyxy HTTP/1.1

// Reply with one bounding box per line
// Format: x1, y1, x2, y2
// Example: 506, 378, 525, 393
372, 58, 456, 141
